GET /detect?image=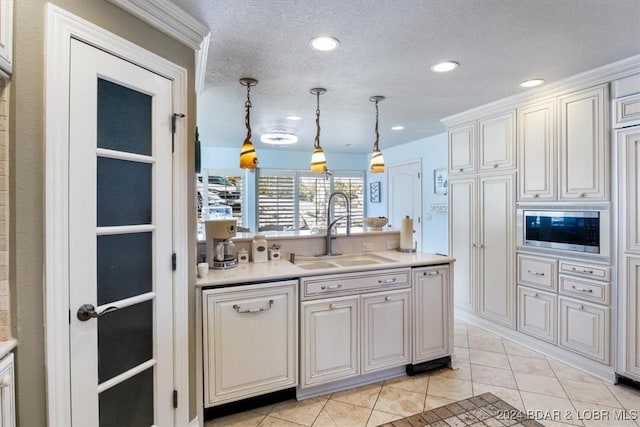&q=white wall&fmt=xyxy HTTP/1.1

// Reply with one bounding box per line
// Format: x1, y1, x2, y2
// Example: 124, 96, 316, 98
366, 133, 448, 255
